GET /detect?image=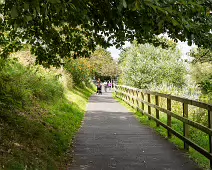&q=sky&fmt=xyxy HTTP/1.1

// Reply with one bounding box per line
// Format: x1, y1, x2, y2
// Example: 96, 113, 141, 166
107, 41, 197, 60
177, 41, 196, 60
107, 41, 131, 60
